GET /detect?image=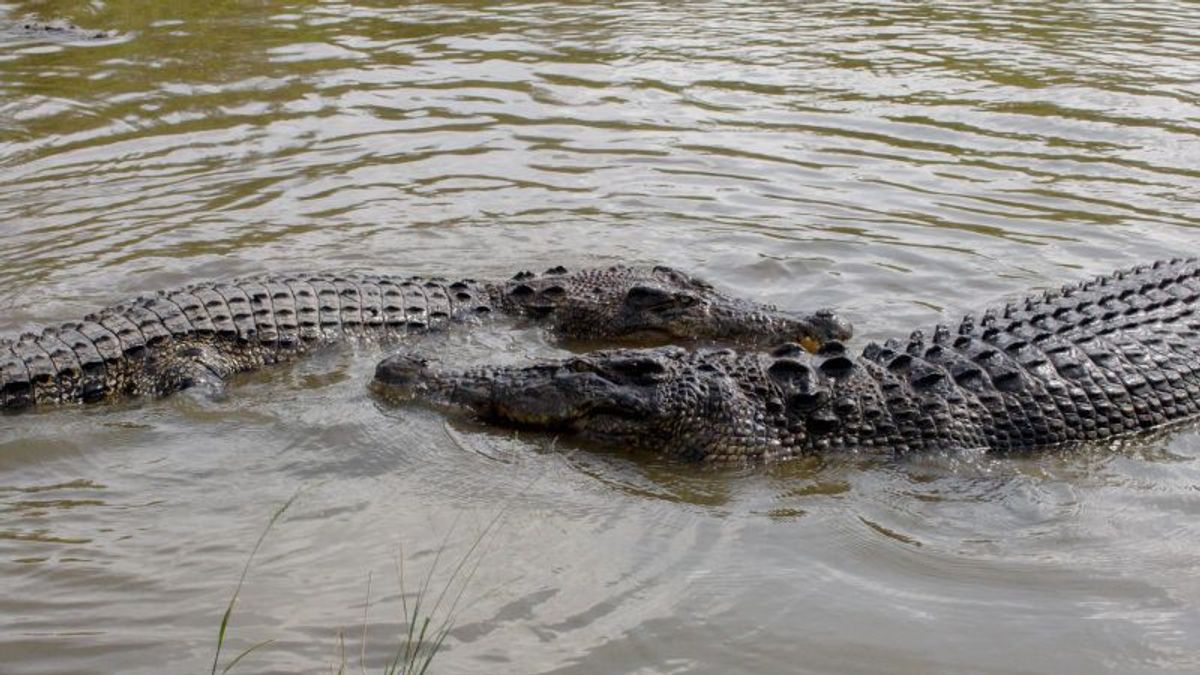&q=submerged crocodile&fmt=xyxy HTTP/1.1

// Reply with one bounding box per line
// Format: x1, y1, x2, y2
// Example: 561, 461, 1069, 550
376, 258, 1200, 463
2, 19, 116, 42
0, 265, 850, 411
